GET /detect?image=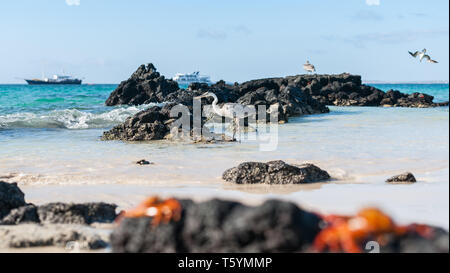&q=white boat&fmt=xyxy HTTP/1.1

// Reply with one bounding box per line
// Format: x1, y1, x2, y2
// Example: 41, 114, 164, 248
25, 74, 82, 85
173, 71, 212, 86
